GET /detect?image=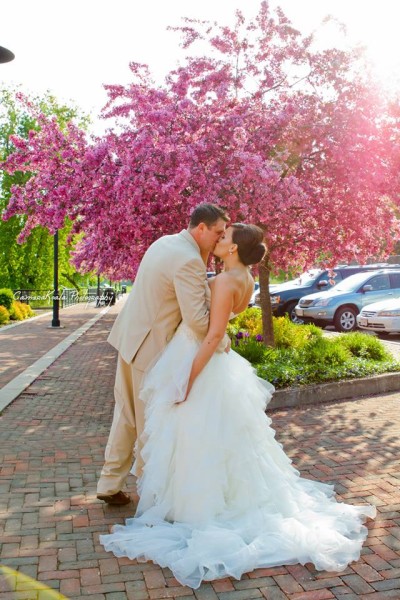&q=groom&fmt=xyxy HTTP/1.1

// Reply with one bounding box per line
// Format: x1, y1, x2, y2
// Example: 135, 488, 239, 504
97, 203, 230, 504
